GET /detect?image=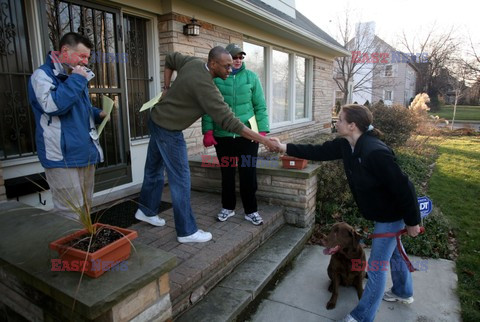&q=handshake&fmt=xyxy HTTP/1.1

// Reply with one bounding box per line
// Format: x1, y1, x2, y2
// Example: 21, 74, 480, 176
264, 137, 286, 153
203, 130, 286, 153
